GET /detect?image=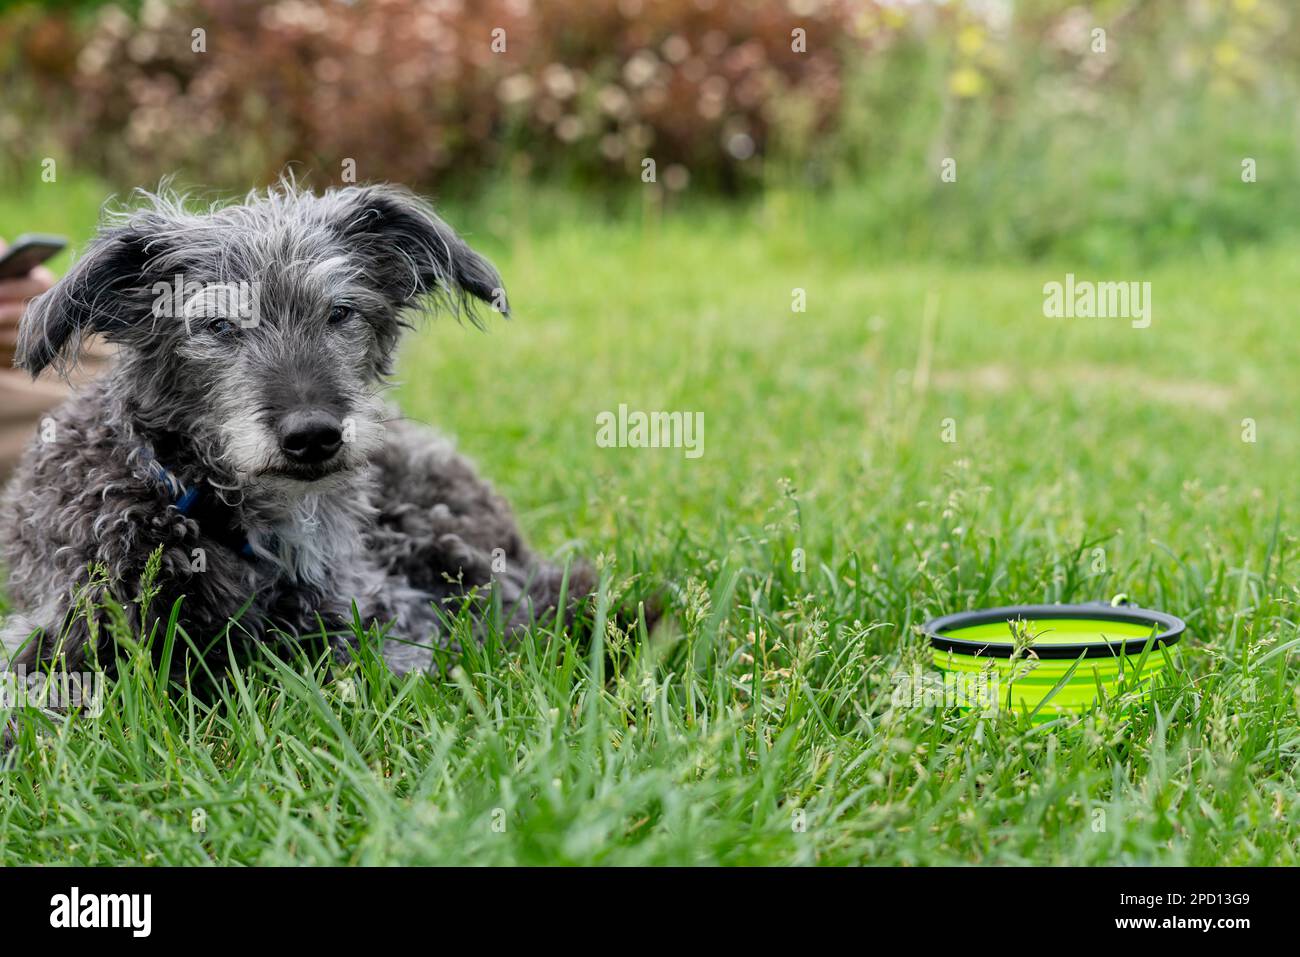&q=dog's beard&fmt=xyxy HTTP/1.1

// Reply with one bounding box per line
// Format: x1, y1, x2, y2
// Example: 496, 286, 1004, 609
216, 395, 387, 502
242, 486, 377, 589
